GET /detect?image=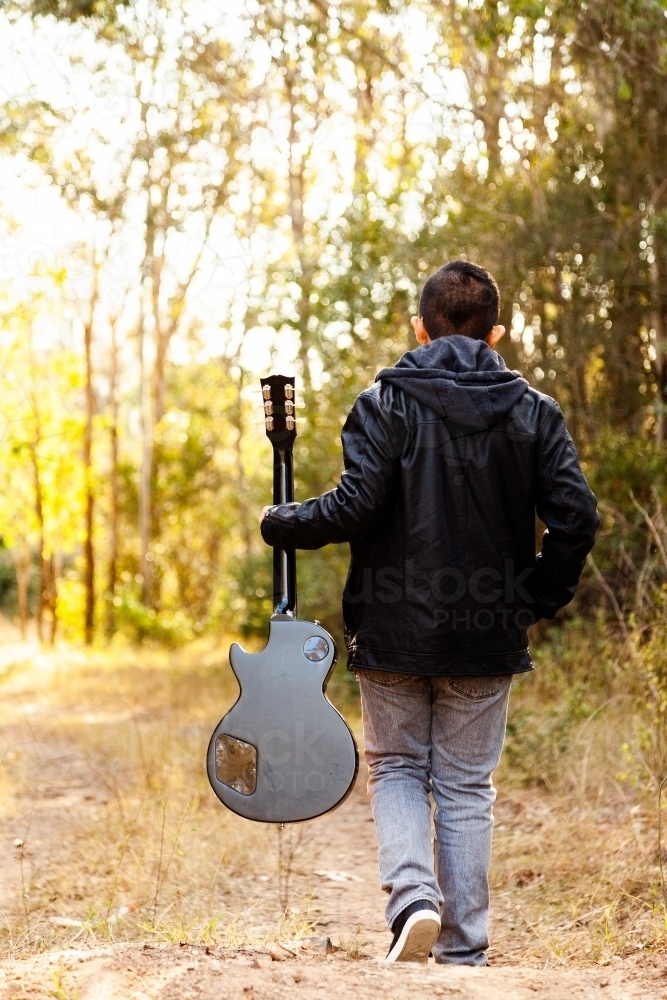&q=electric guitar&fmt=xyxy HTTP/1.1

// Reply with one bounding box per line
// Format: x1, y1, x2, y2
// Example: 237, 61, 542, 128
207, 375, 359, 823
